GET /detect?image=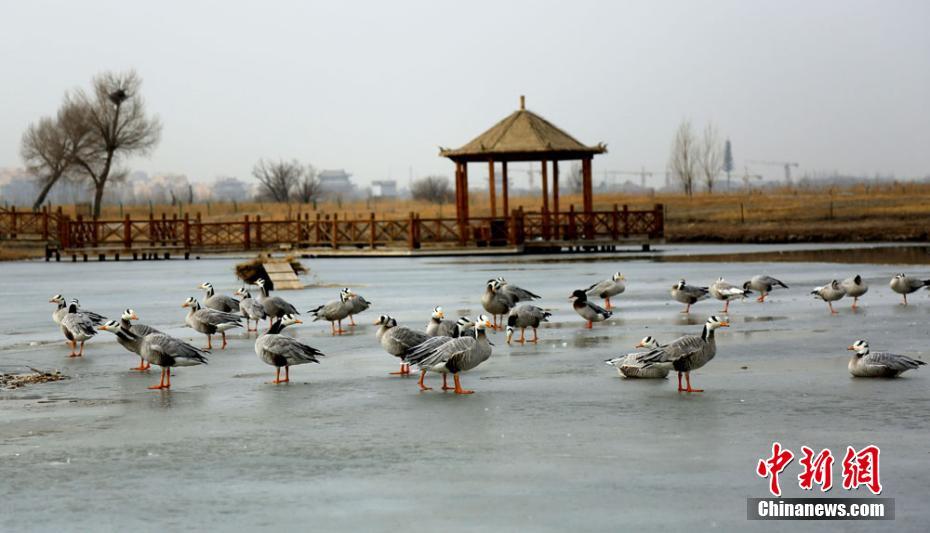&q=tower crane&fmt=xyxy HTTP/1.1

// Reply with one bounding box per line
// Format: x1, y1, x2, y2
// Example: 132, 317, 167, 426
741, 166, 763, 191
747, 160, 800, 183
601, 168, 655, 189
